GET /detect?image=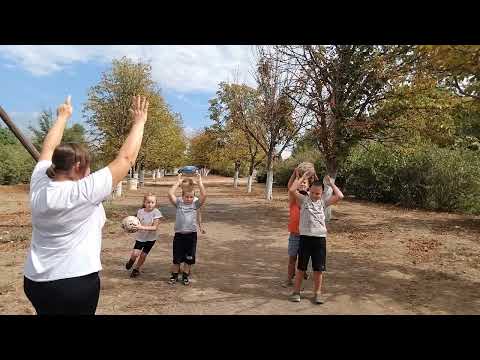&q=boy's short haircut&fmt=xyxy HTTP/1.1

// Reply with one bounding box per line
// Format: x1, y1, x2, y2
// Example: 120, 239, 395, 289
311, 181, 324, 190
181, 178, 195, 194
